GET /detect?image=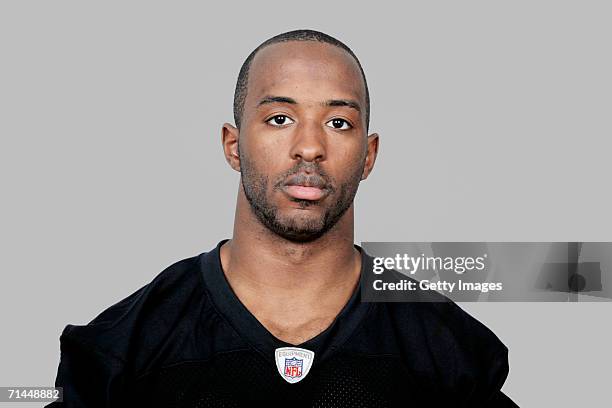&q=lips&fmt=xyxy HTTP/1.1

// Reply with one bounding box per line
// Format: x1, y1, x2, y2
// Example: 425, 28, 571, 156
281, 173, 329, 201
283, 185, 326, 200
